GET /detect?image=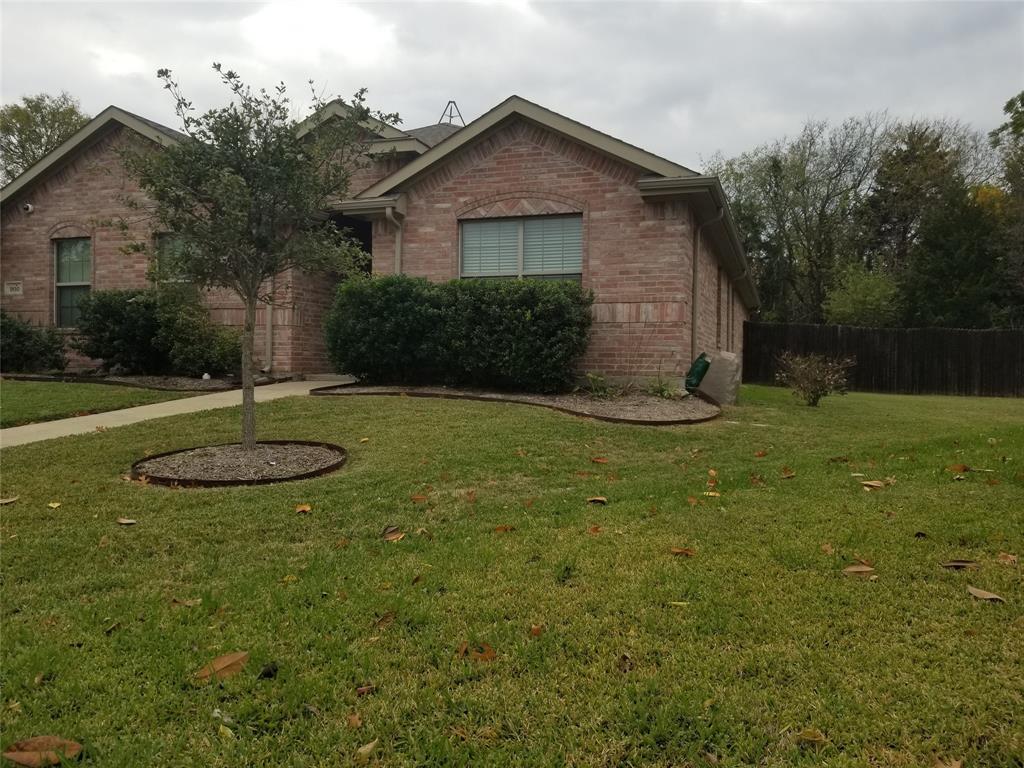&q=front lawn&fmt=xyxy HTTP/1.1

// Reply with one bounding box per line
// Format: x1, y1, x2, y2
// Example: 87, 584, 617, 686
0, 385, 1021, 766
0, 379, 193, 428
